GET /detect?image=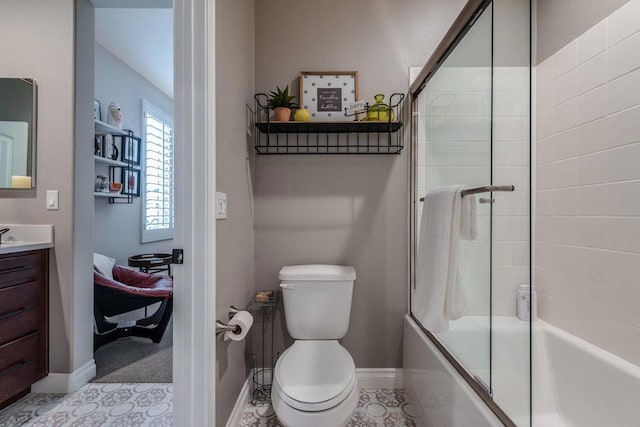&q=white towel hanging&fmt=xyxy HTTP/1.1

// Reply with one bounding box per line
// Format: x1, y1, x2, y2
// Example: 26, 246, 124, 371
412, 185, 469, 333
460, 194, 477, 241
